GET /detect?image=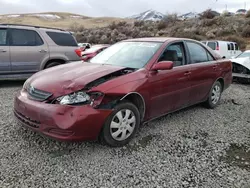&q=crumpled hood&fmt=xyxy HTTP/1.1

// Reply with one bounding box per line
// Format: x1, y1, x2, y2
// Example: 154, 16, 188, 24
231, 57, 250, 70
27, 61, 125, 97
